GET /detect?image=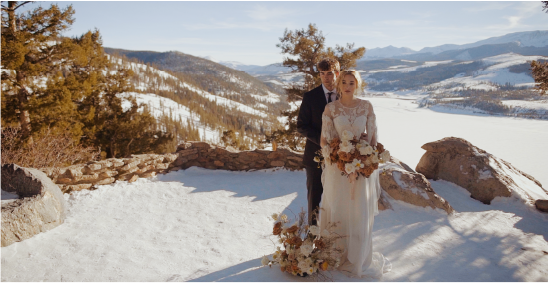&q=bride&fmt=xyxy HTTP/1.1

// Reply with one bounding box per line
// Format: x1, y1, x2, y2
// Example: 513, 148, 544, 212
319, 70, 391, 278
